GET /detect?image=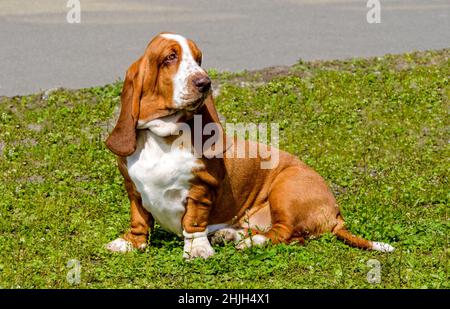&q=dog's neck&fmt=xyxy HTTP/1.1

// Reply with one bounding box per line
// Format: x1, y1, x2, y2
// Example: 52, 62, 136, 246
137, 111, 186, 137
